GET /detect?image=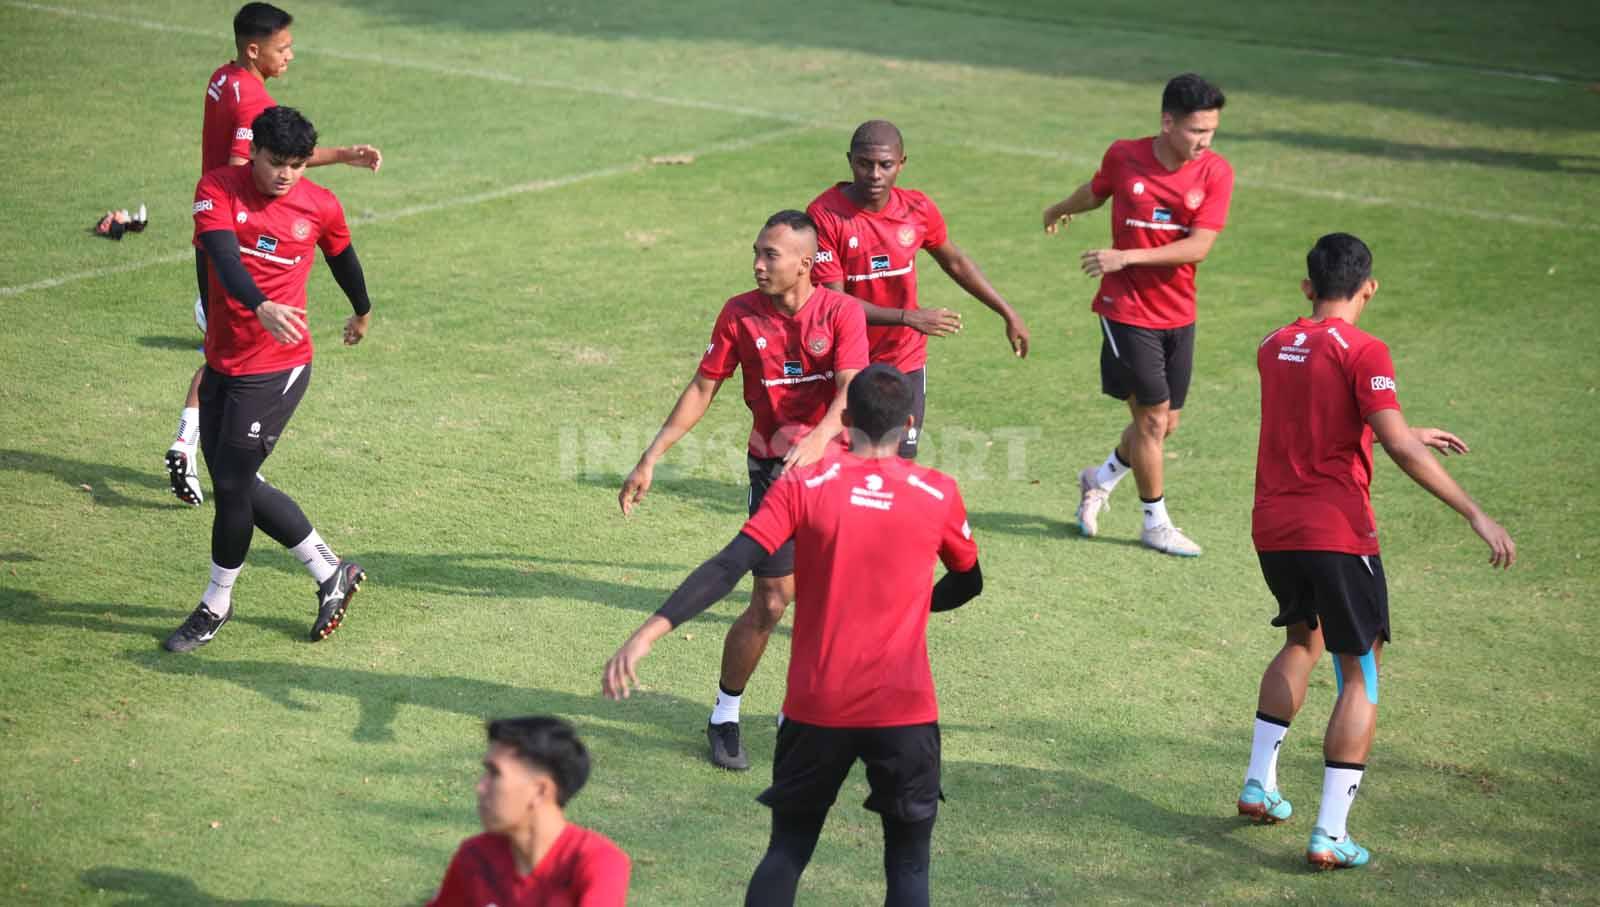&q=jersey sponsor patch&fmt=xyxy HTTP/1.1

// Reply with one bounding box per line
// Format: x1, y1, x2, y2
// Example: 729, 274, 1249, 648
193, 199, 214, 214
235, 127, 252, 141
870, 254, 891, 272
1370, 375, 1396, 392
783, 360, 803, 377
256, 235, 279, 254
1152, 207, 1173, 223
814, 249, 834, 264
